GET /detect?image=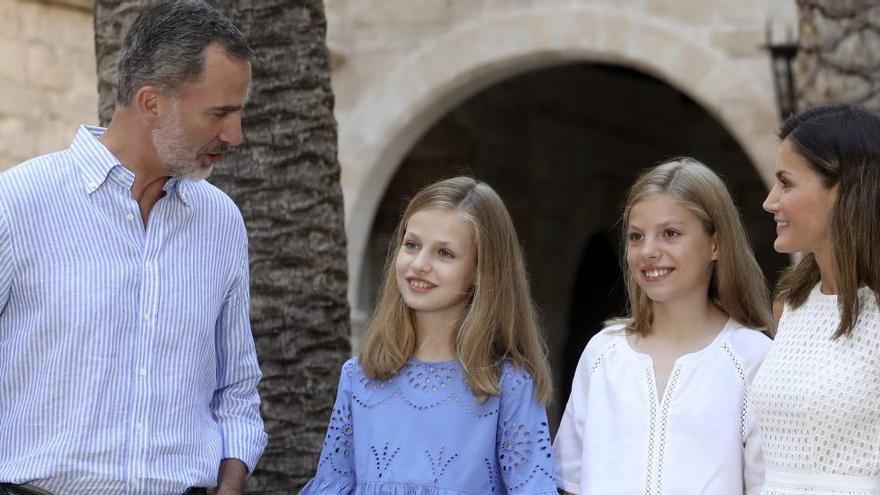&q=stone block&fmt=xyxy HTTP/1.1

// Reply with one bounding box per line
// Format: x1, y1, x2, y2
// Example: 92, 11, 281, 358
0, 0, 21, 39
35, 119, 74, 156
645, 0, 717, 25
0, 83, 44, 119
598, 13, 636, 55
0, 116, 31, 162
824, 28, 880, 72
0, 38, 28, 84
631, 22, 685, 68
712, 27, 764, 57
25, 43, 67, 90
714, 0, 760, 23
